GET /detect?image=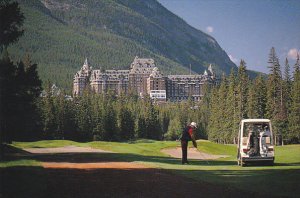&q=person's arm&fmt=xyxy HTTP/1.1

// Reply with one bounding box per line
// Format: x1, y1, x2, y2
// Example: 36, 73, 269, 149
188, 128, 197, 148
191, 136, 197, 148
